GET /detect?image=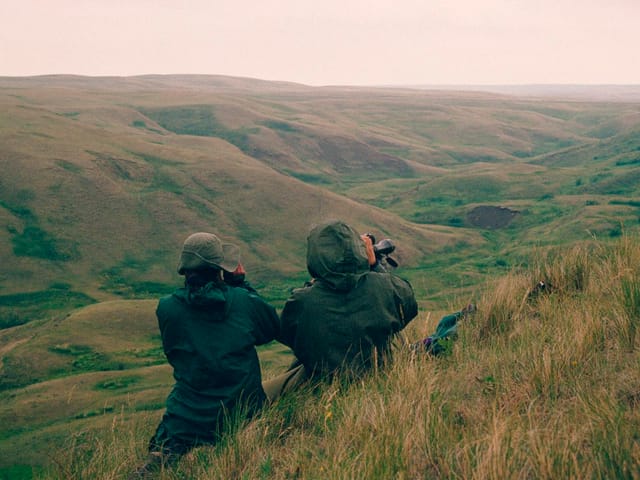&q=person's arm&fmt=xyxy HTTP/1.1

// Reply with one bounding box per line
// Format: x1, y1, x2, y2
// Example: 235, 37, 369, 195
155, 297, 172, 356
275, 294, 302, 349
247, 292, 281, 346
